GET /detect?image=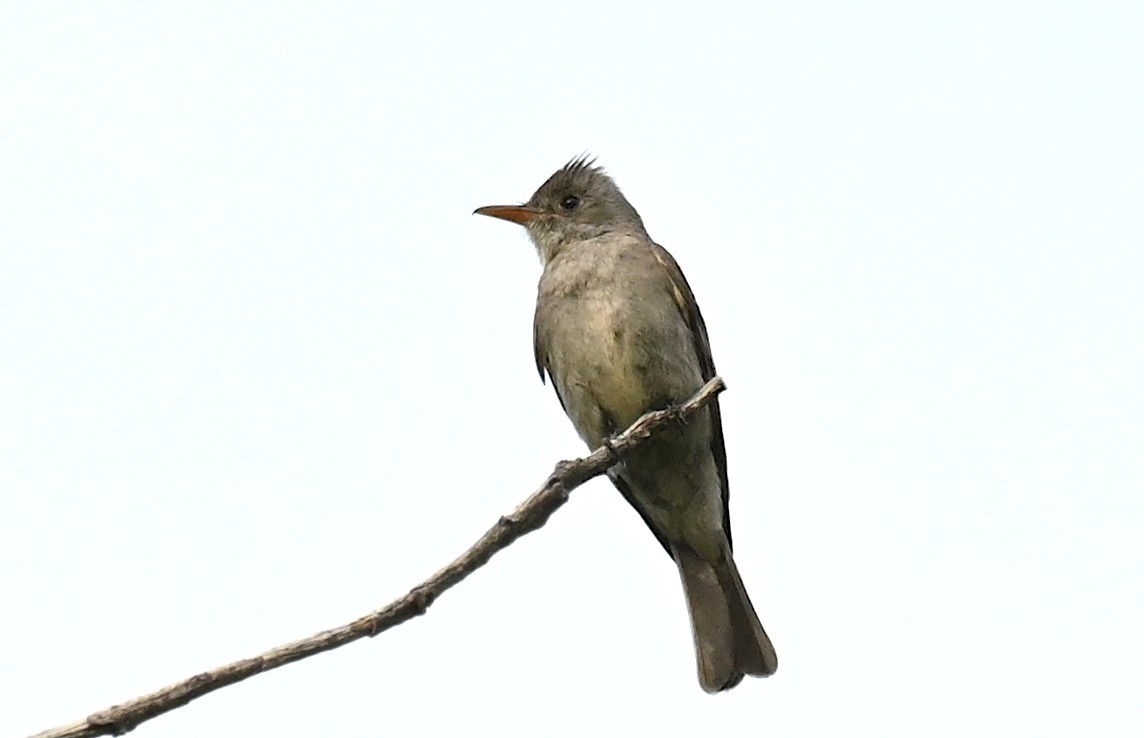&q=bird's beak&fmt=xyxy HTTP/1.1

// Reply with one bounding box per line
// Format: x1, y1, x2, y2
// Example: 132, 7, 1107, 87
473, 204, 543, 225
